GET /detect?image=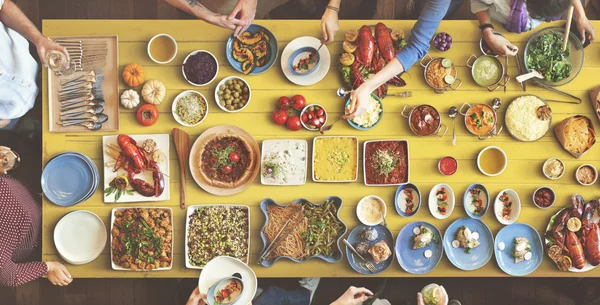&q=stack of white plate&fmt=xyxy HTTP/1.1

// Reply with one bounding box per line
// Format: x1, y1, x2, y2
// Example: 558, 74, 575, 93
53, 210, 107, 265
42, 152, 99, 206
